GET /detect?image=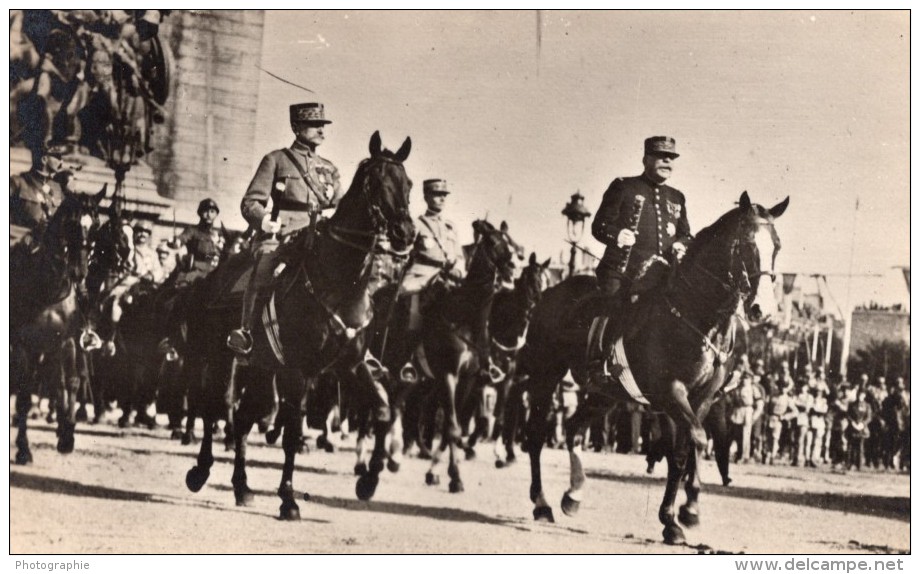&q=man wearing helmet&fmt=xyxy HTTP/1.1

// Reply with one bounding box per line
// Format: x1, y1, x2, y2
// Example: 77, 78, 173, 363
176, 197, 225, 283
